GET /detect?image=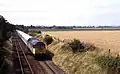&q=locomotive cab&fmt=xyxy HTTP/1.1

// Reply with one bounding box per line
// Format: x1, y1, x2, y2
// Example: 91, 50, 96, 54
33, 42, 45, 49
27, 38, 46, 55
